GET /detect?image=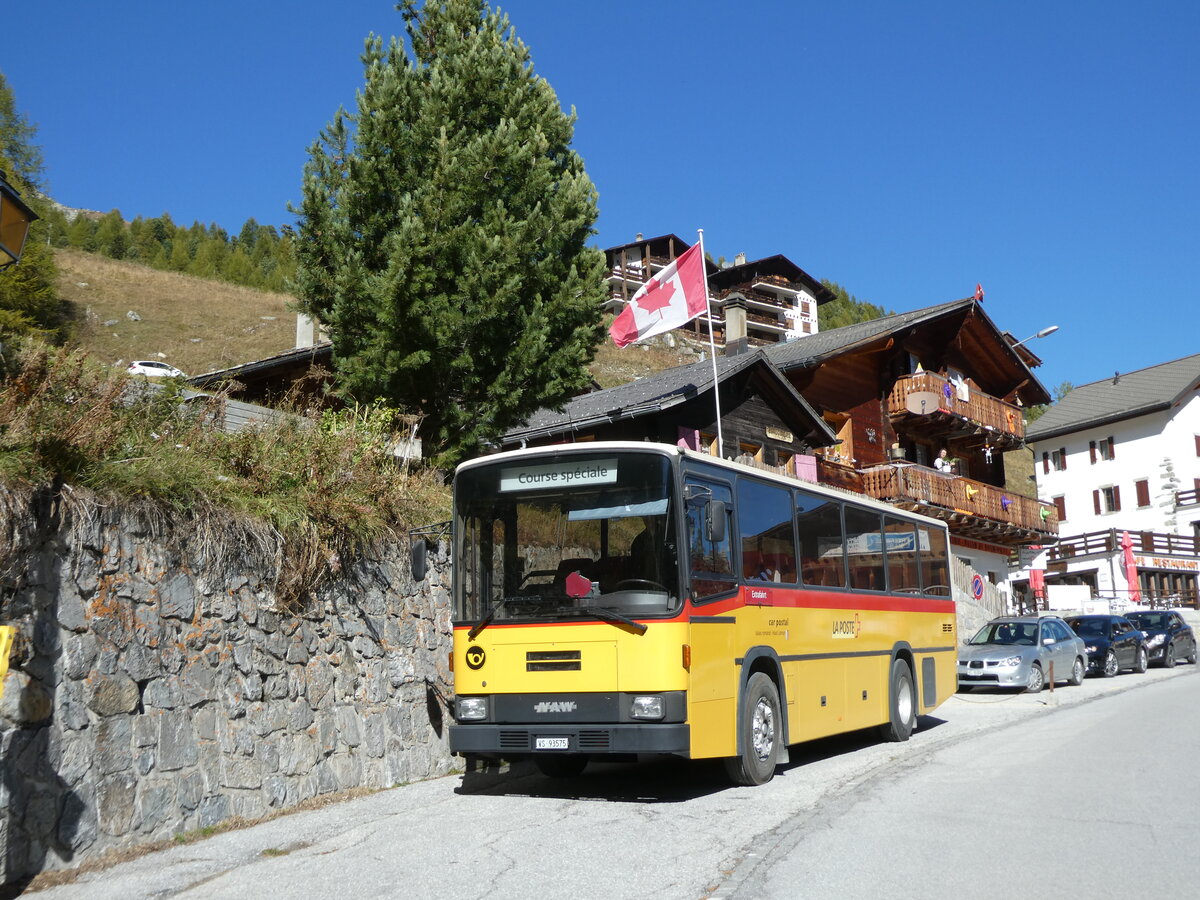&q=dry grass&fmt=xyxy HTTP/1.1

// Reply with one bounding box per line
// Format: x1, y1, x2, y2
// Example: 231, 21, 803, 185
56, 249, 297, 378
56, 248, 696, 391
588, 334, 701, 389
0, 344, 451, 608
